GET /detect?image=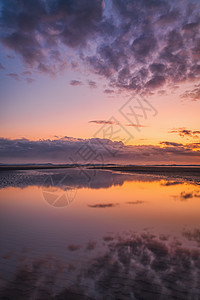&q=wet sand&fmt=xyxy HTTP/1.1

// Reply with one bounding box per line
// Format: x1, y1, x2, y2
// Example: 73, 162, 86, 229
0, 168, 200, 298
0, 164, 76, 171
91, 165, 200, 177
0, 164, 200, 177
